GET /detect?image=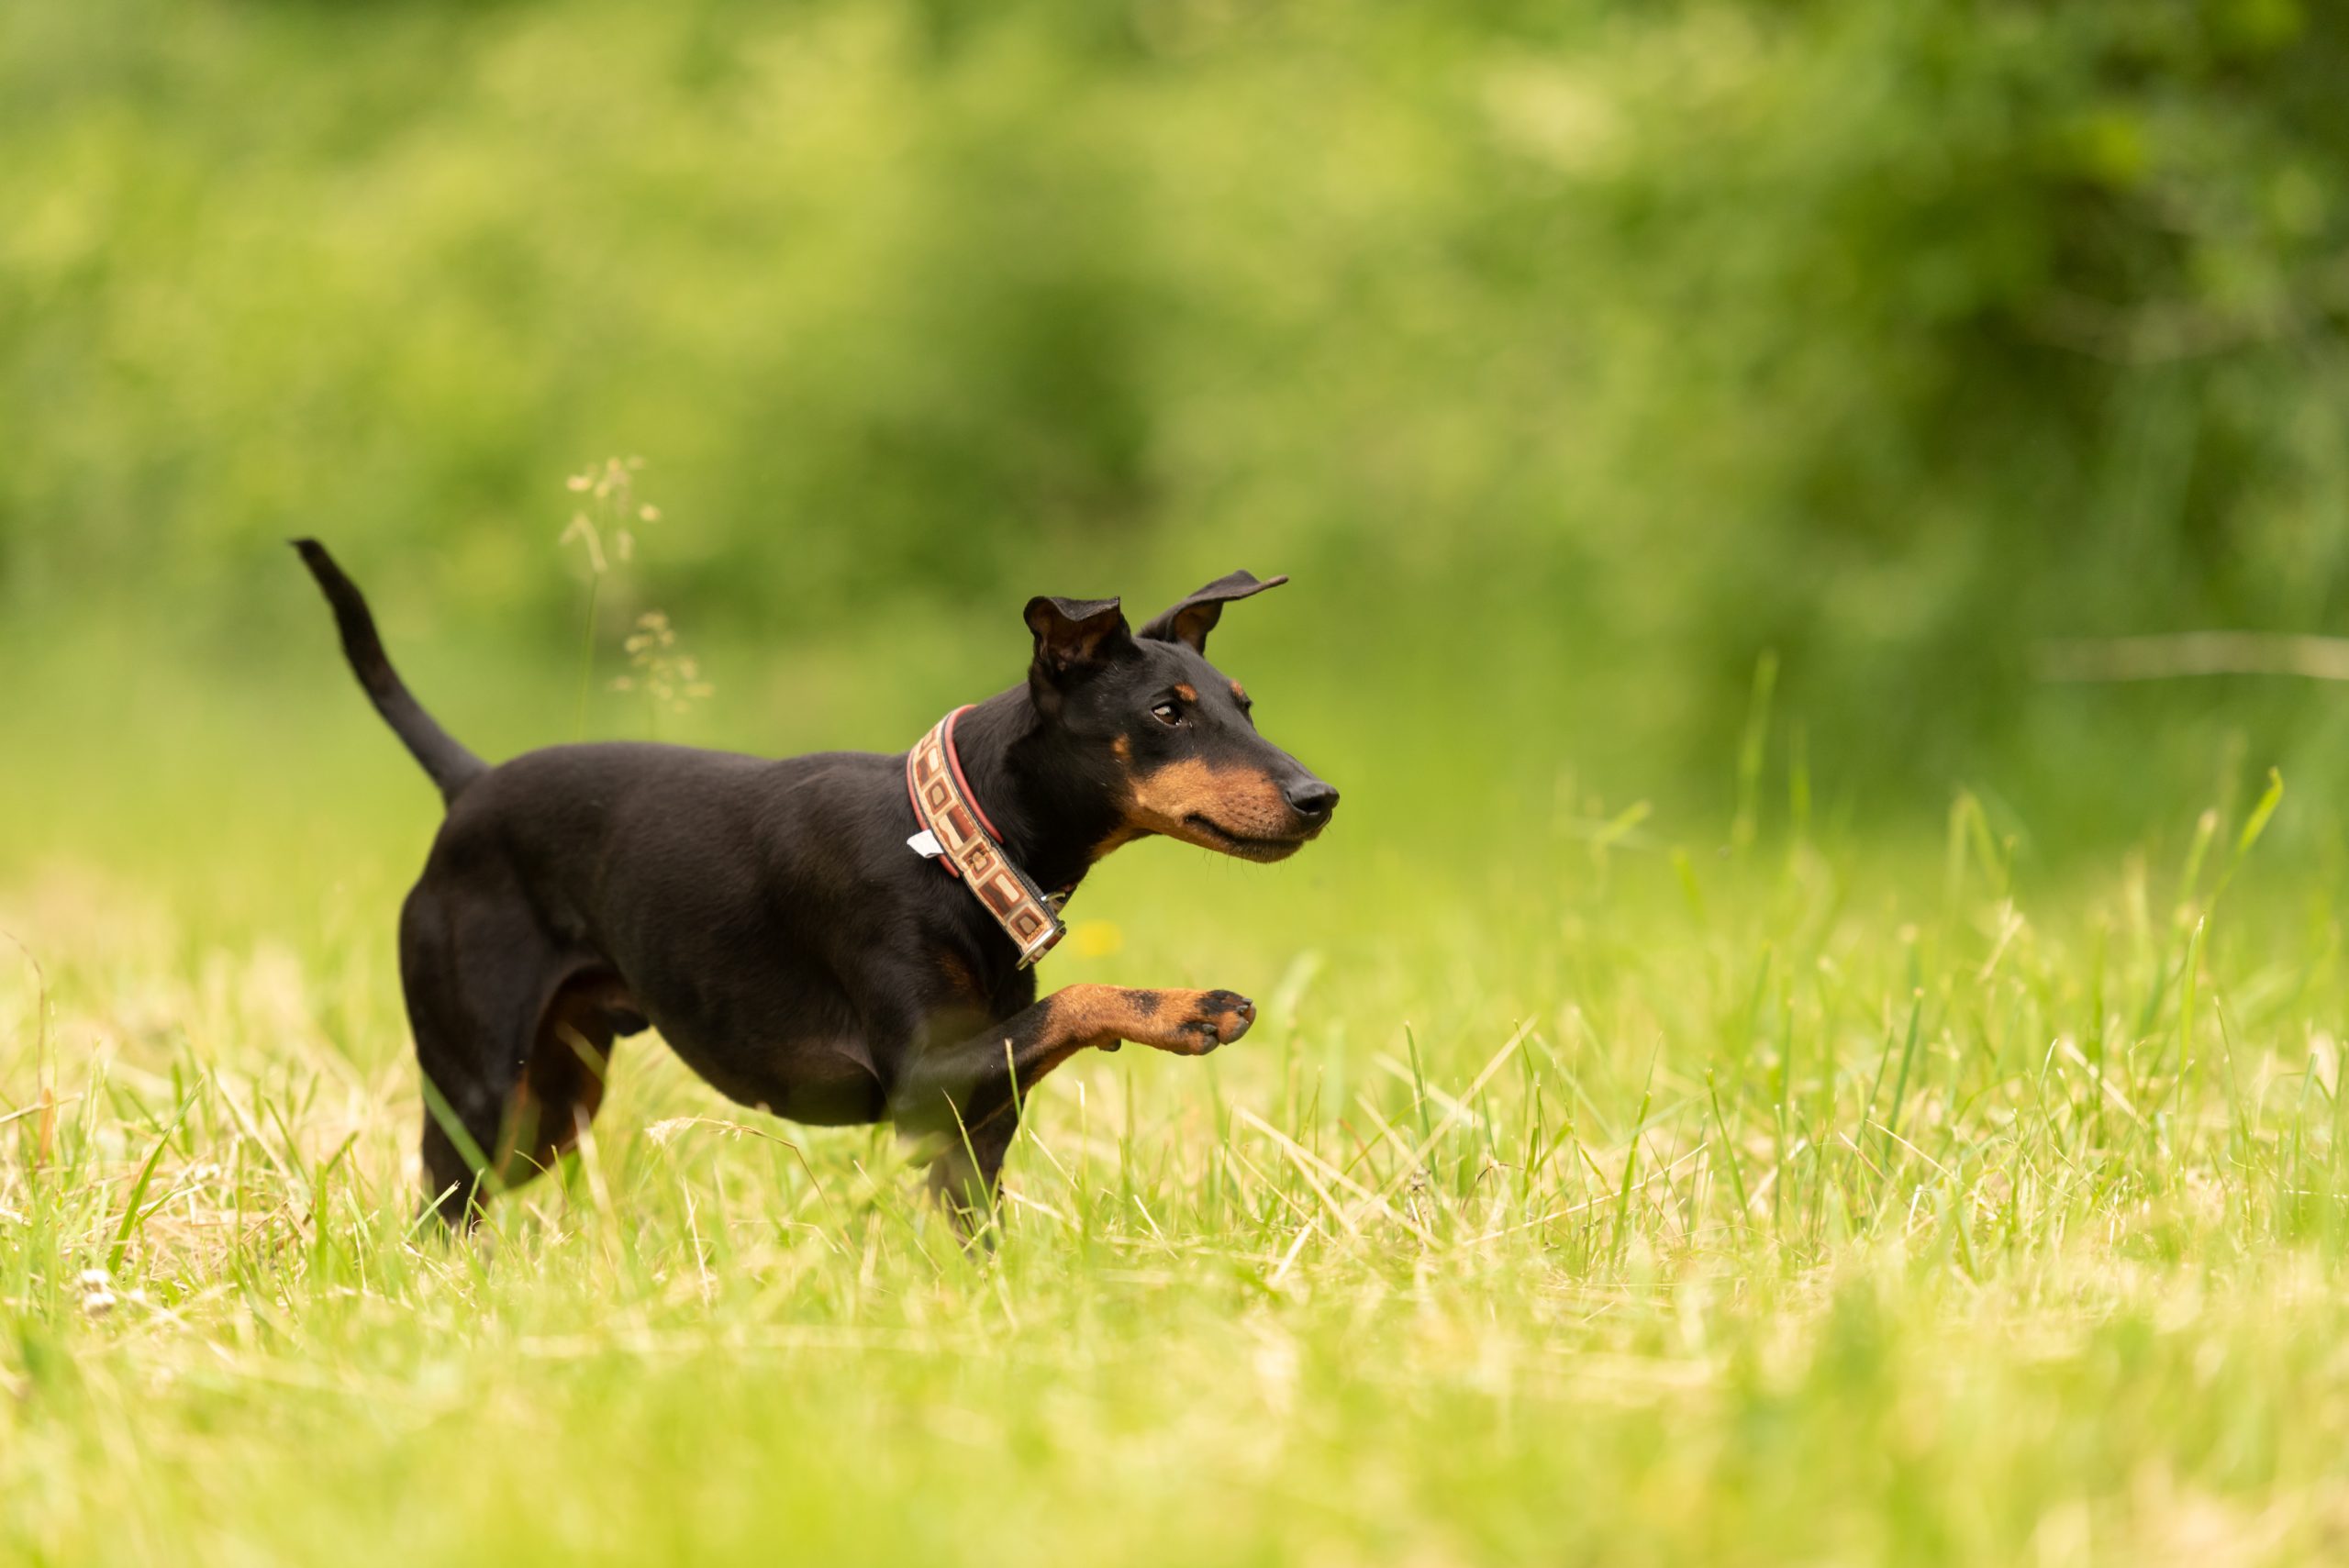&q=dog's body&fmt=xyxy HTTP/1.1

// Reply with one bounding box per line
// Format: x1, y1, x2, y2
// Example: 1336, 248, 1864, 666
295, 542, 1335, 1223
